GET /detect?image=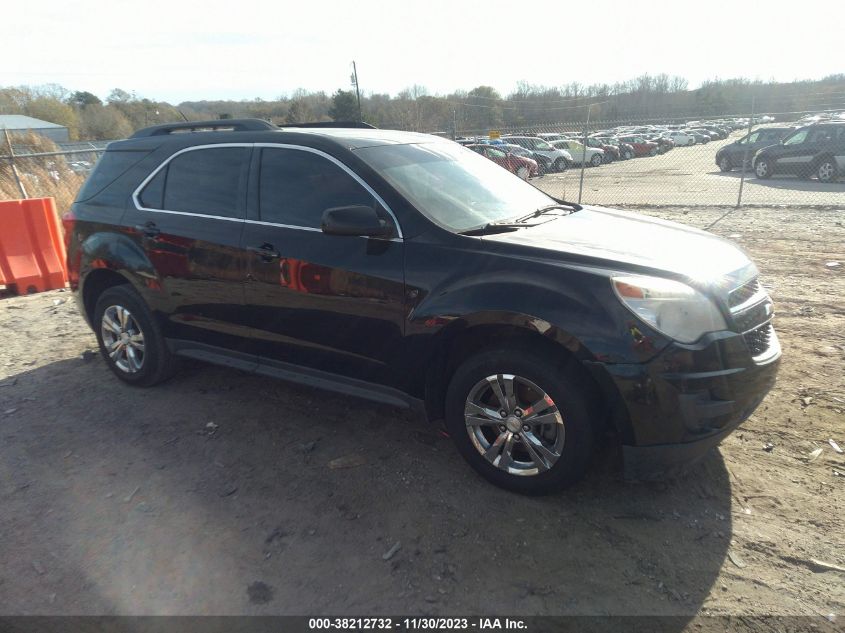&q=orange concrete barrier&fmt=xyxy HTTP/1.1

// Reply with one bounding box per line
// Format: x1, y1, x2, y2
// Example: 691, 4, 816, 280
0, 197, 68, 295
